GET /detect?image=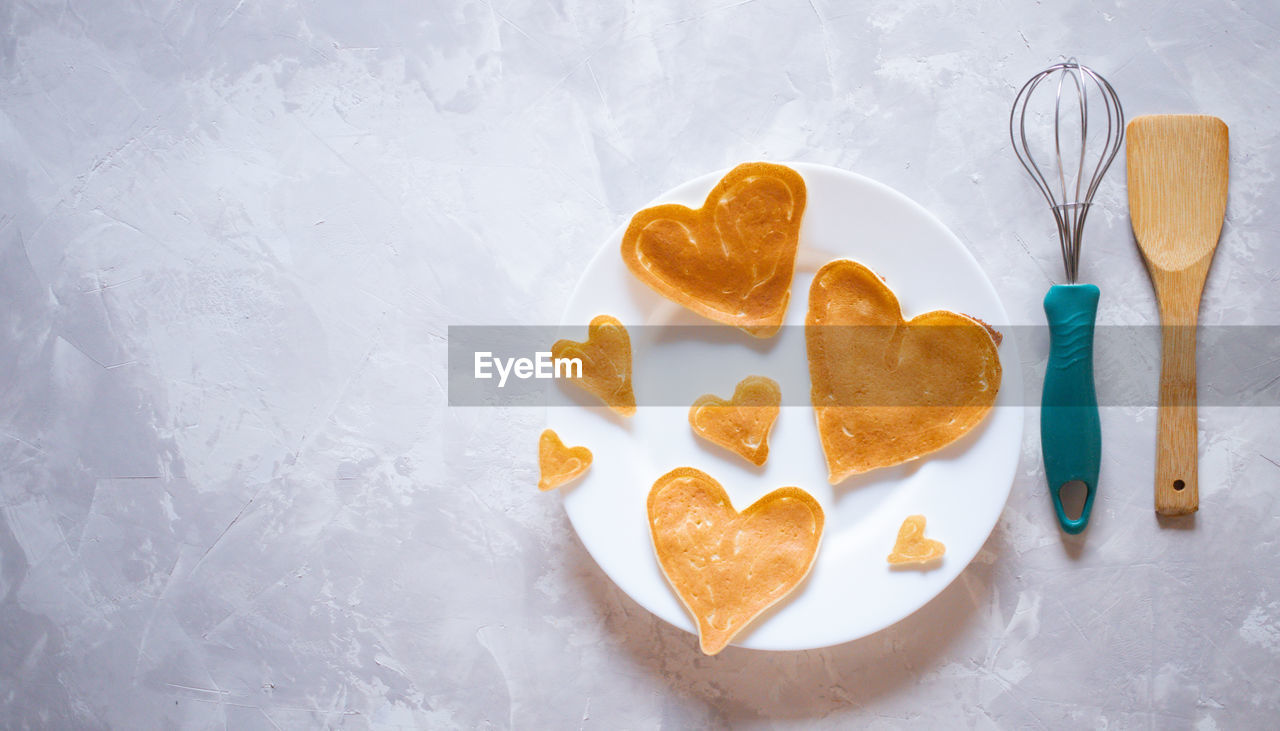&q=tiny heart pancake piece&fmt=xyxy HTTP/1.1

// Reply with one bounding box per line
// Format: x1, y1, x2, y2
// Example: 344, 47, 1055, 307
551, 315, 636, 416
647, 467, 824, 655
538, 429, 592, 491
621, 162, 806, 337
688, 376, 781, 466
806, 259, 1002, 482
887, 515, 946, 565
